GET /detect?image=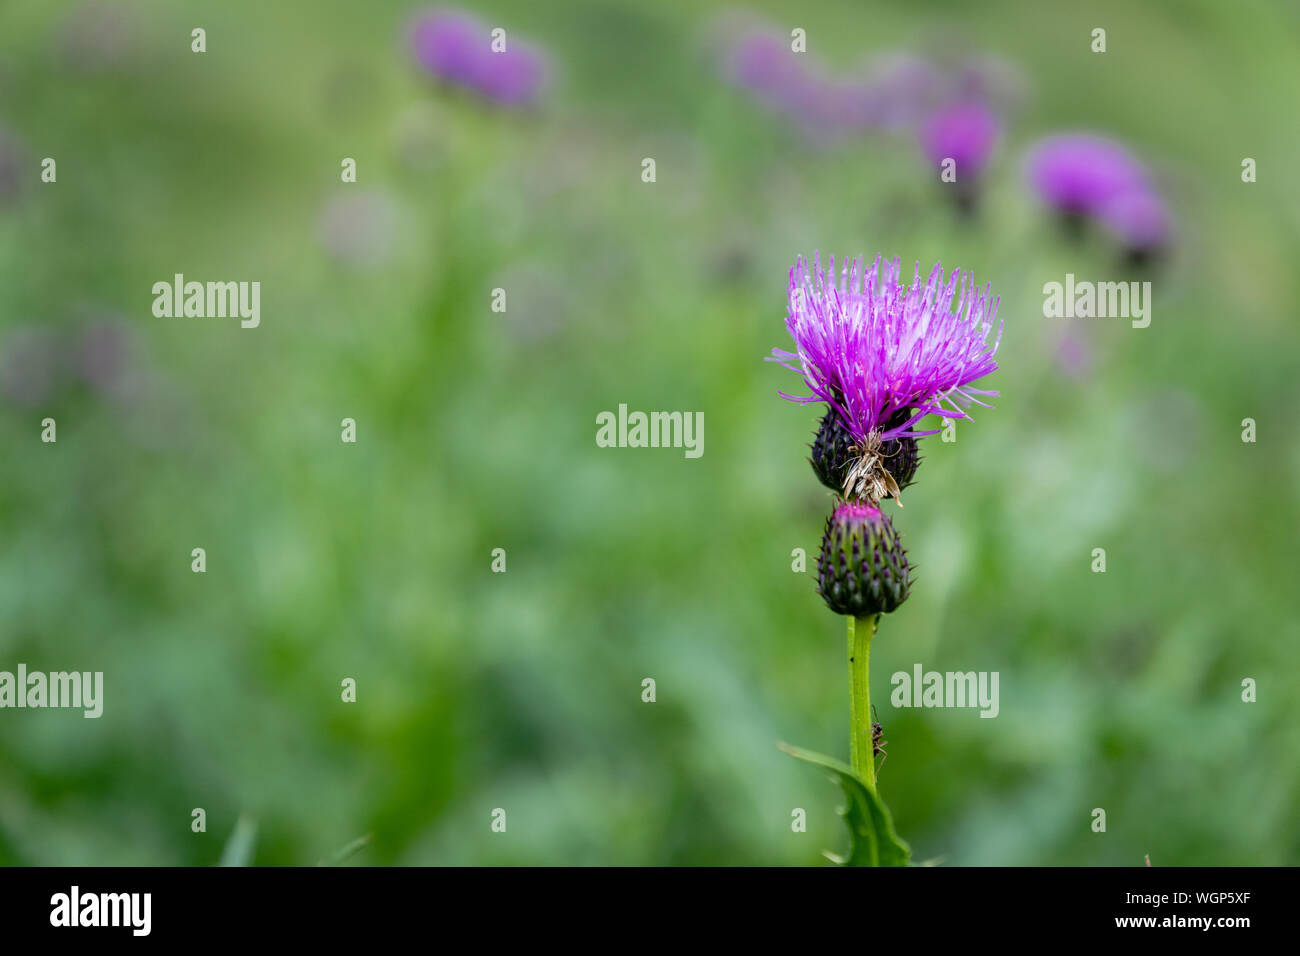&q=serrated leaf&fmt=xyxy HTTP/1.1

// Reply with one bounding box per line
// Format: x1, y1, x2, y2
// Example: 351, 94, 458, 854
780, 741, 911, 867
